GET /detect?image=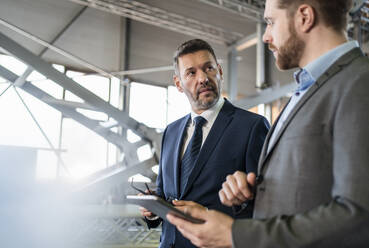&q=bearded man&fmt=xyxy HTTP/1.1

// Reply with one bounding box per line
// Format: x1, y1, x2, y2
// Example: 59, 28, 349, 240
140, 39, 270, 248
